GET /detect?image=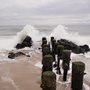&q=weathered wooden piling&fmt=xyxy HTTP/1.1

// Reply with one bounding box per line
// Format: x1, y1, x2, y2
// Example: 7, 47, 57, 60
42, 37, 46, 41
71, 61, 85, 90
51, 37, 54, 43
57, 45, 64, 59
42, 37, 47, 47
52, 39, 56, 49
54, 42, 59, 54
42, 45, 51, 57
51, 36, 54, 40
56, 45, 64, 74
42, 37, 47, 46
51, 39, 56, 62
43, 44, 50, 51
42, 40, 47, 47
62, 50, 71, 81
41, 71, 56, 90
42, 55, 53, 73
